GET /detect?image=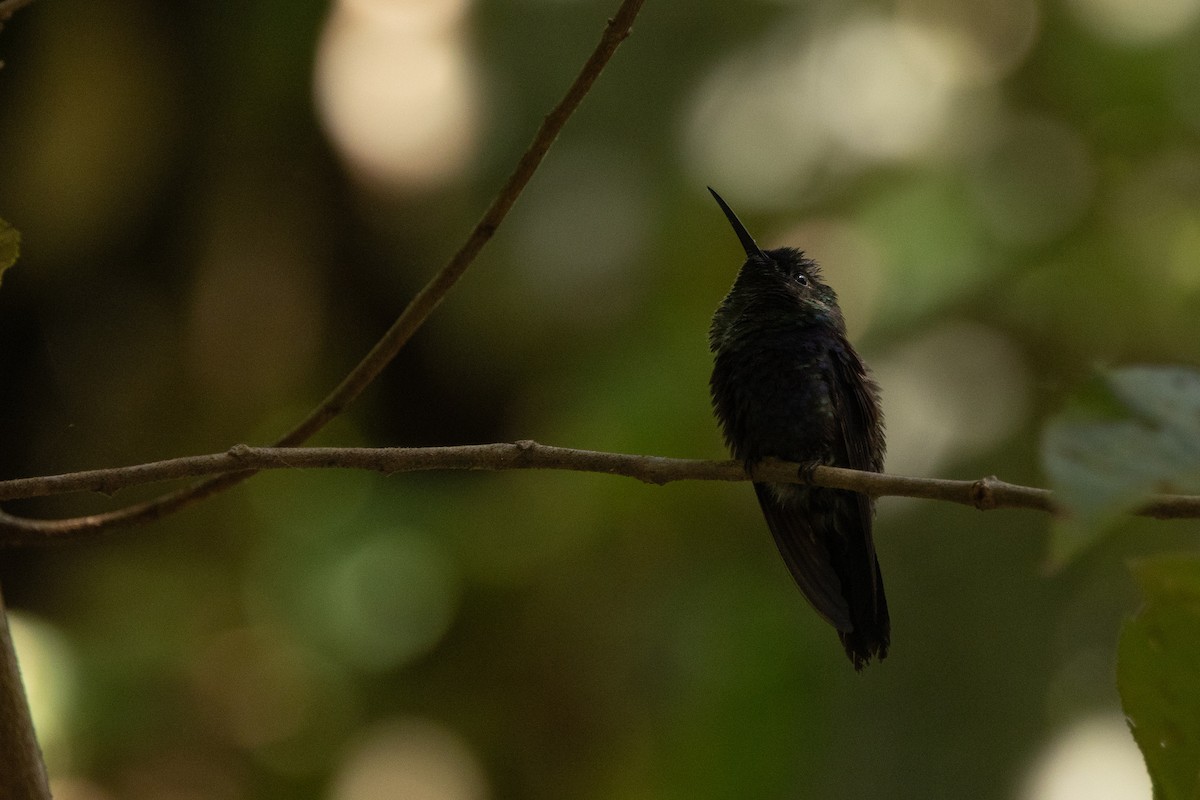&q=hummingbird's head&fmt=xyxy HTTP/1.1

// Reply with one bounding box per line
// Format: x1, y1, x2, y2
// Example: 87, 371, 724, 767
707, 187, 843, 325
